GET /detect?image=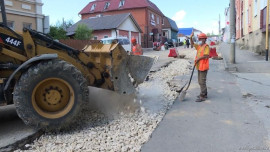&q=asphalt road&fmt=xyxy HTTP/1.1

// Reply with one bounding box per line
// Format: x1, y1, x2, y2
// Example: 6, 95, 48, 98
0, 105, 39, 152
